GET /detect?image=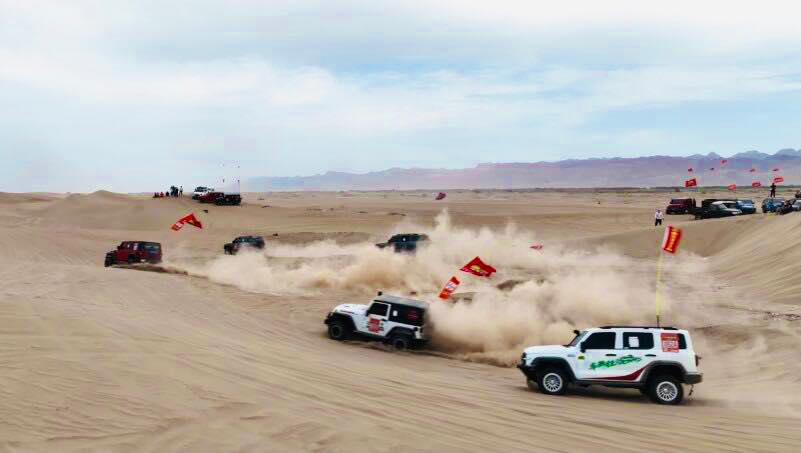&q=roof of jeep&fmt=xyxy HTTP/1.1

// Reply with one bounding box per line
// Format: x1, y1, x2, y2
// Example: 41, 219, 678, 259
373, 294, 428, 309
586, 326, 688, 333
